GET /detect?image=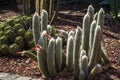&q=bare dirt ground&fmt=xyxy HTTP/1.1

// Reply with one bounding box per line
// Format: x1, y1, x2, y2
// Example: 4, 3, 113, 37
0, 3, 120, 80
